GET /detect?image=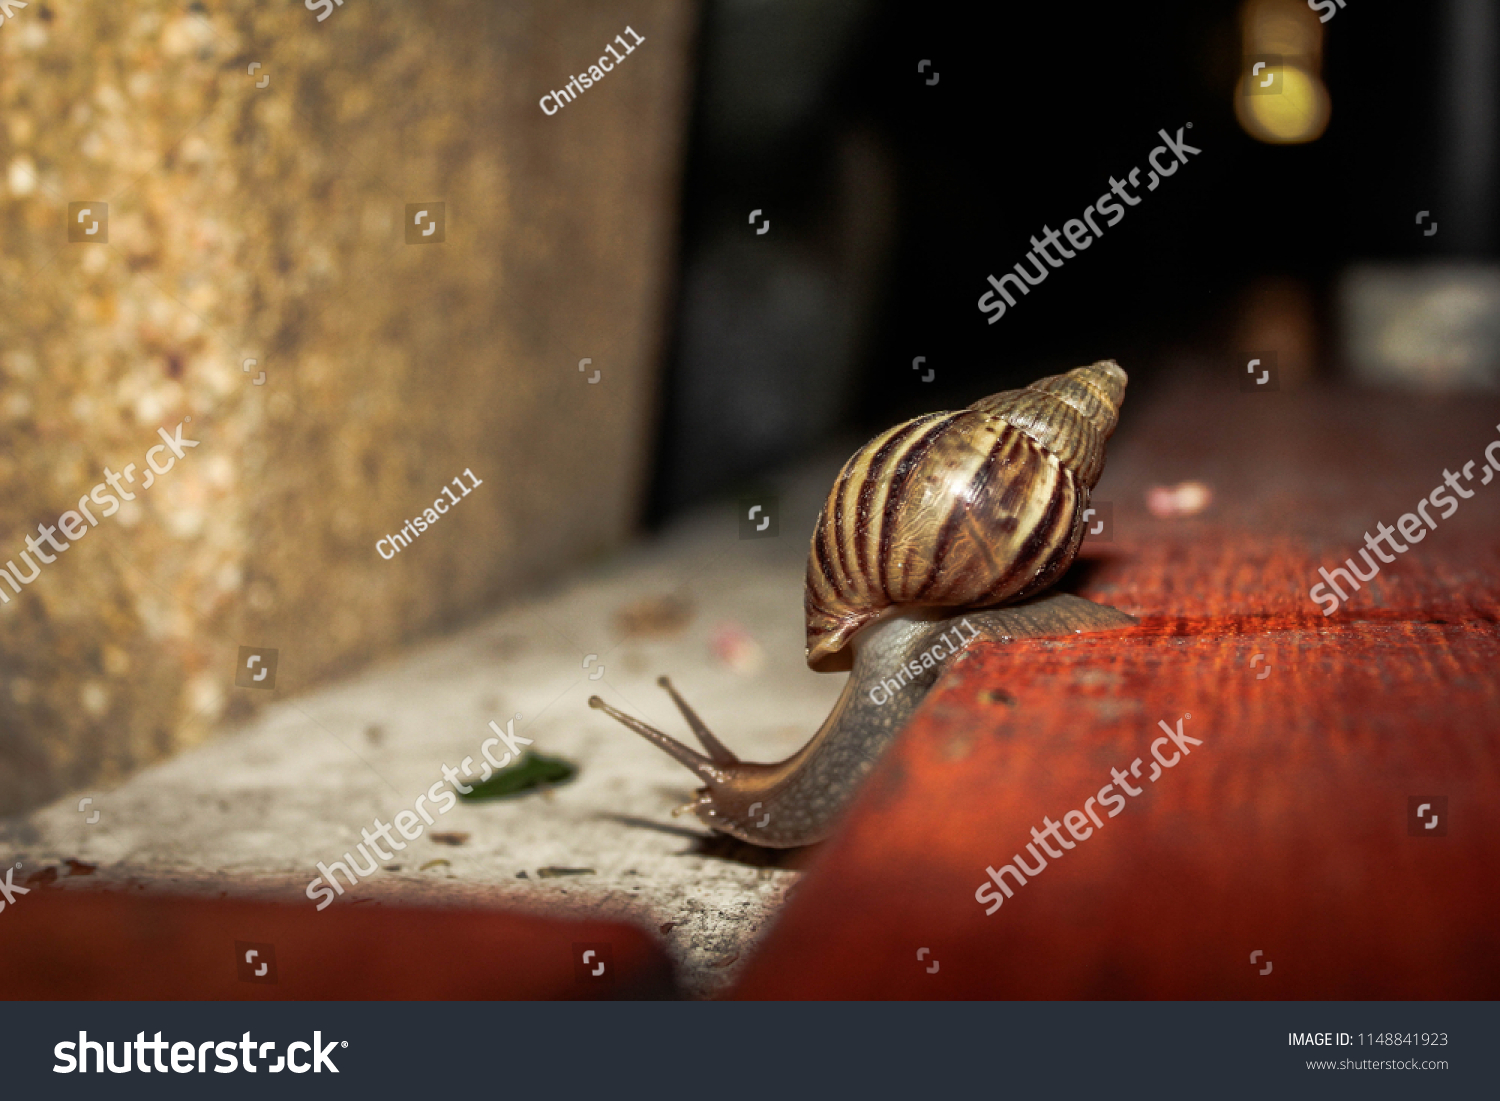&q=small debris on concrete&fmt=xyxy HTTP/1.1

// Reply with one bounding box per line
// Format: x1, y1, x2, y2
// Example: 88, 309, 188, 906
418, 859, 451, 872
482, 635, 526, 660
537, 866, 595, 878
709, 621, 765, 675
459, 751, 577, 801
429, 832, 470, 846
613, 592, 694, 639
25, 866, 58, 888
